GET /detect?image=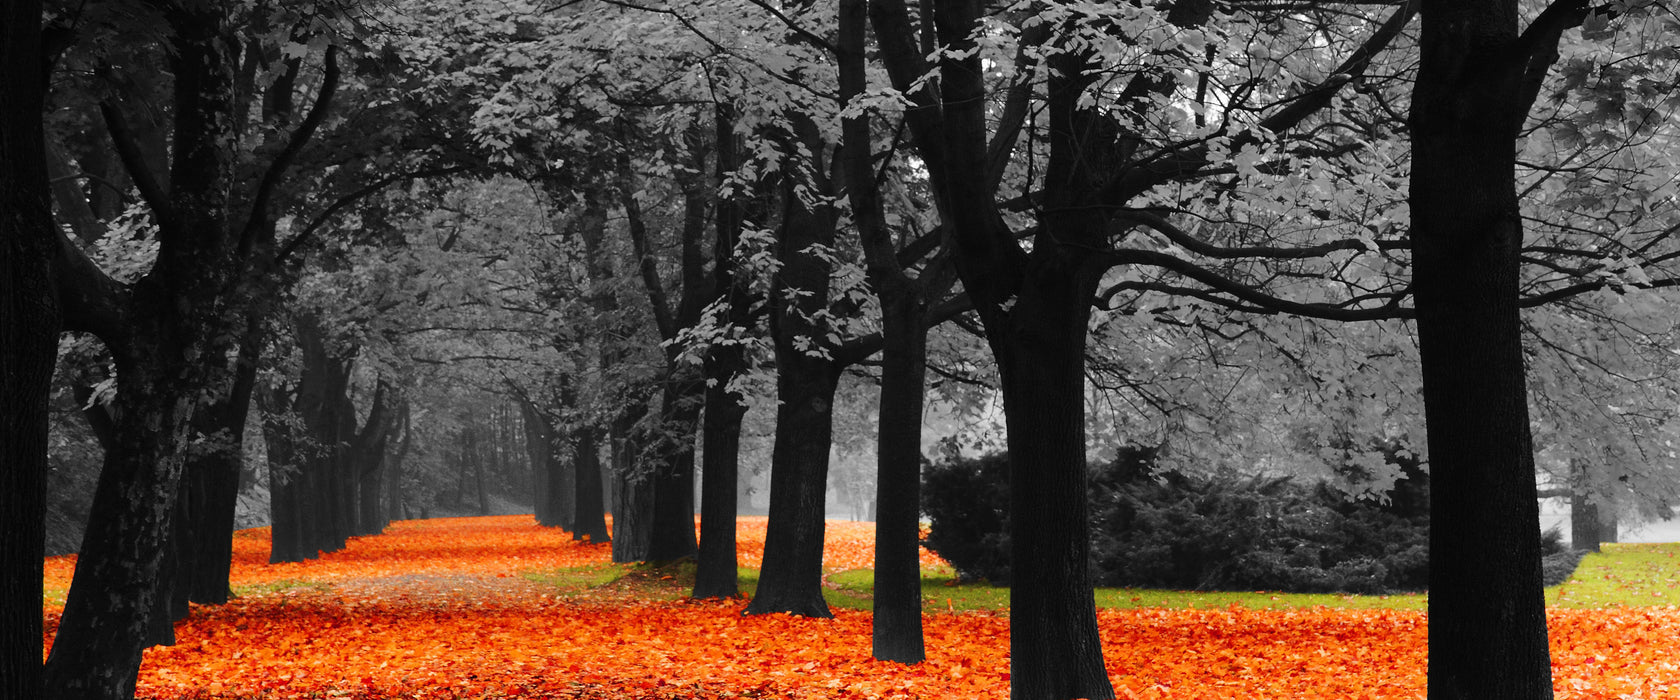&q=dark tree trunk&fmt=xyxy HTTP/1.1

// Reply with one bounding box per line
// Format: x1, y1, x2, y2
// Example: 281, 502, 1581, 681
352, 381, 395, 536
646, 374, 704, 561
692, 101, 752, 599
0, 0, 56, 692
745, 165, 842, 619
1411, 2, 1554, 696
519, 398, 562, 526
743, 352, 840, 618
181, 312, 261, 604
383, 403, 411, 527
611, 402, 654, 560
573, 428, 611, 542
994, 264, 1111, 700
837, 0, 936, 661
475, 436, 489, 515
45, 6, 246, 694
268, 316, 353, 562
693, 367, 747, 598
869, 293, 929, 662
264, 386, 307, 563
1570, 490, 1602, 554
